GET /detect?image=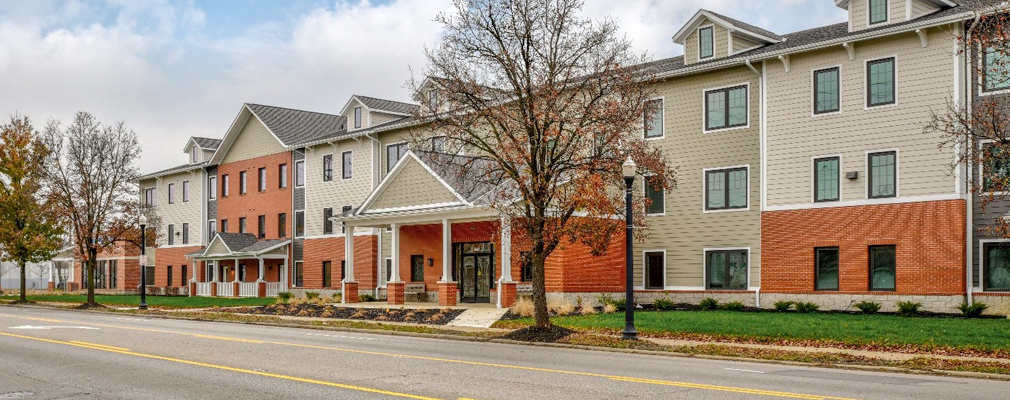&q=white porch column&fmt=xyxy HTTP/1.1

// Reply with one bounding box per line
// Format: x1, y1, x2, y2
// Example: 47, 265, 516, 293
233, 258, 240, 282
257, 258, 265, 282
441, 219, 452, 282
282, 257, 289, 289
390, 223, 401, 283
210, 261, 216, 282
497, 215, 513, 308
344, 225, 355, 281
48, 261, 55, 284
